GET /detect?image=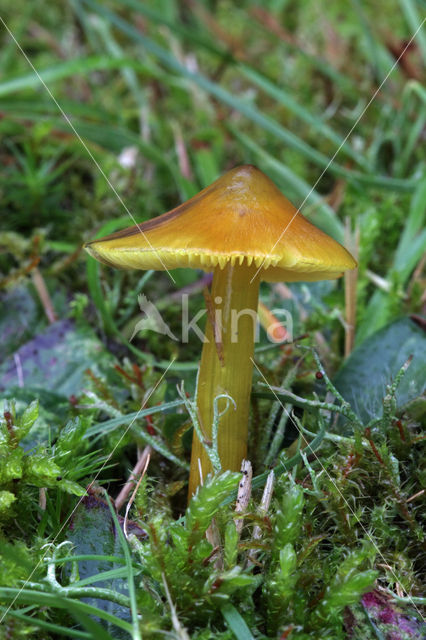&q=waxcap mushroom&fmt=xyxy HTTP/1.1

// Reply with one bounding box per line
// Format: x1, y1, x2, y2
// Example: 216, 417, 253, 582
85, 165, 356, 280
85, 165, 357, 498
